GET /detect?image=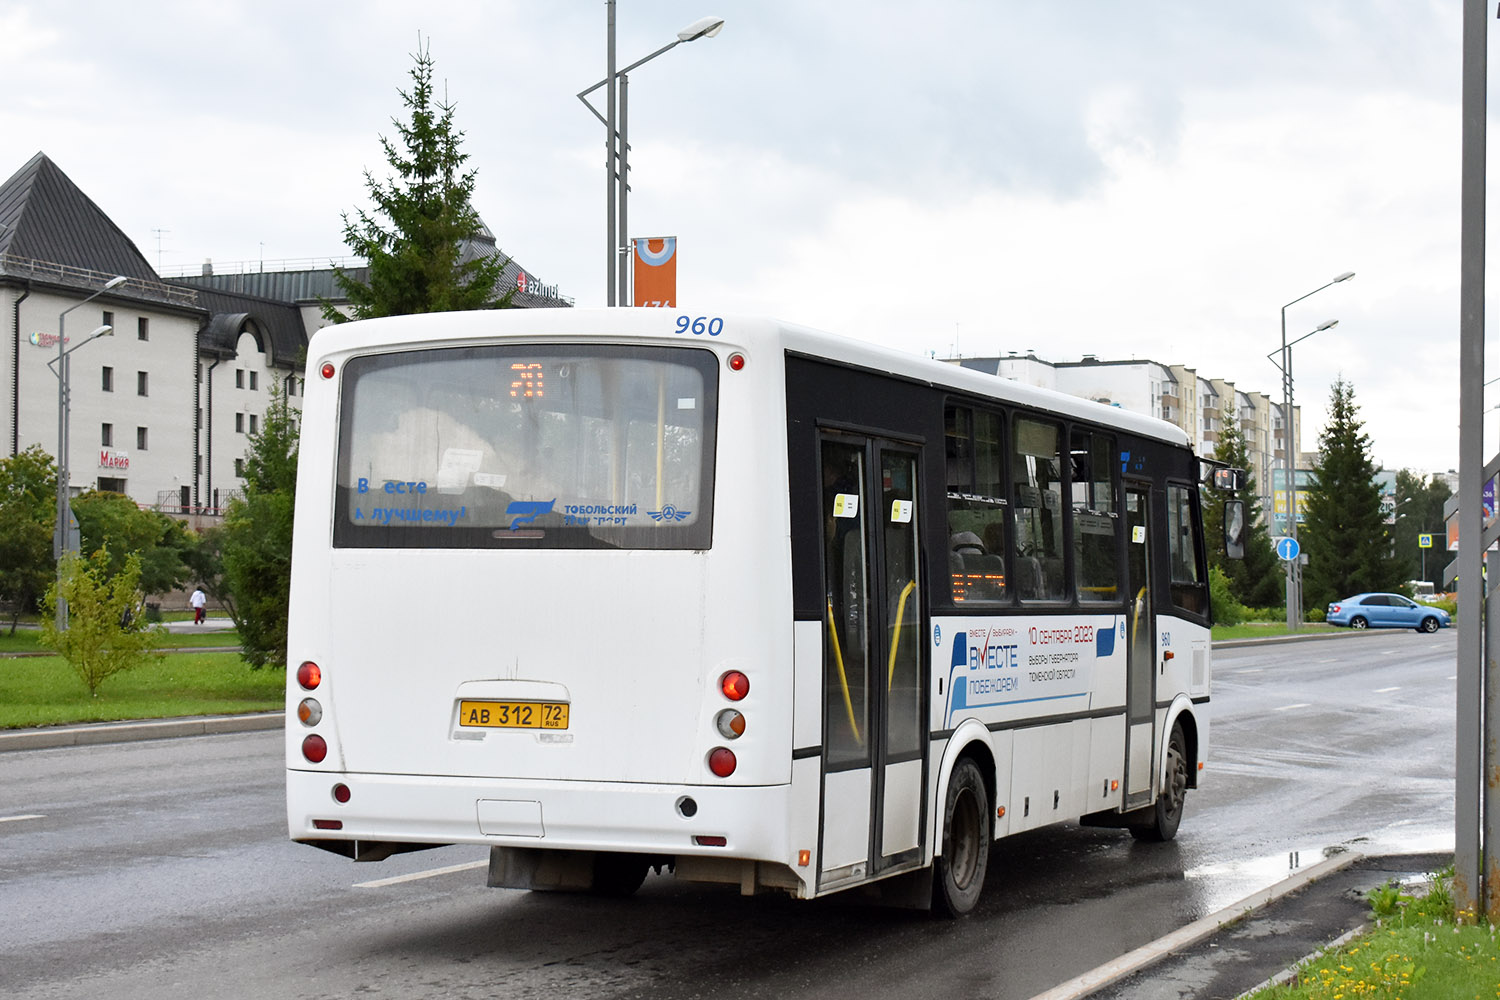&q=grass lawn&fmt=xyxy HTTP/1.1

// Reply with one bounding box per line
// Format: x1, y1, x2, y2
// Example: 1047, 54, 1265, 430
0, 625, 240, 654
1212, 621, 1344, 641
1250, 867, 1500, 1000
0, 651, 283, 728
